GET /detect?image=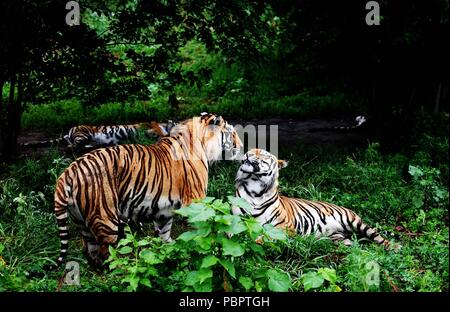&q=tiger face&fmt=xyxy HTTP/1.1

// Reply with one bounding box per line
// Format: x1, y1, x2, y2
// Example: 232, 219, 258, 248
172, 112, 243, 162
202, 112, 243, 161
237, 148, 287, 178
233, 149, 287, 216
